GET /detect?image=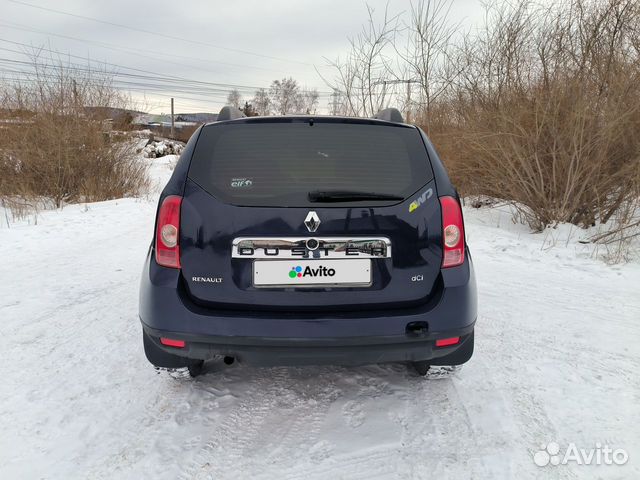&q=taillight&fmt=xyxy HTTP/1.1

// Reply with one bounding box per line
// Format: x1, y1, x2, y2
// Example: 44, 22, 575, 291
155, 195, 182, 268
440, 196, 465, 268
